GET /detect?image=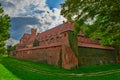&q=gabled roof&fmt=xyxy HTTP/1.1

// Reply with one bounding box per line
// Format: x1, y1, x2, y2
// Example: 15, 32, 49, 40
21, 33, 30, 39
37, 22, 74, 39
